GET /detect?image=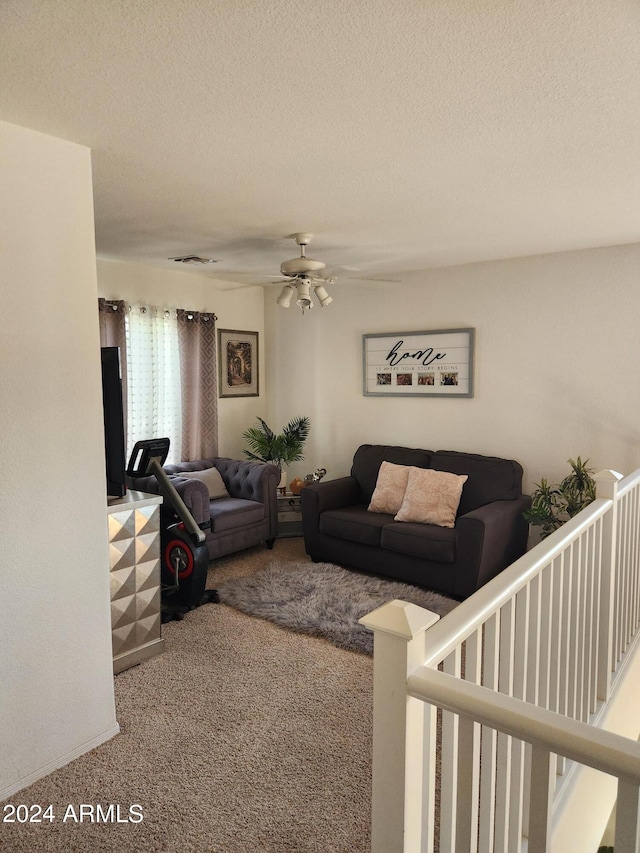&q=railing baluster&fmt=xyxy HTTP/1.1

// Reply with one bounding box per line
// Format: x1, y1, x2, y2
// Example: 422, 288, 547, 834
523, 573, 541, 836
495, 599, 515, 851
479, 613, 499, 850
631, 487, 640, 638
615, 778, 640, 853
548, 555, 563, 717
440, 647, 461, 852
539, 564, 552, 712
456, 630, 481, 853
576, 533, 588, 722
527, 745, 556, 853
595, 470, 620, 701
588, 519, 602, 715
622, 493, 632, 652
508, 585, 529, 849
568, 541, 580, 721
634, 487, 640, 636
